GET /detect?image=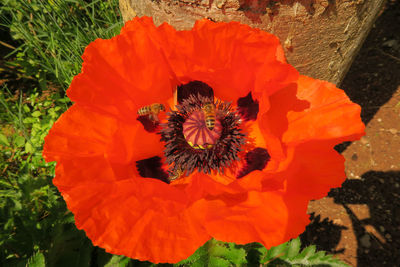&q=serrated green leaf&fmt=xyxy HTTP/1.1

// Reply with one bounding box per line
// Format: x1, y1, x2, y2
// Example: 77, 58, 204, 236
286, 238, 301, 259
266, 243, 287, 259
209, 256, 231, 267
26, 252, 45, 267
299, 245, 316, 259
208, 242, 247, 265
284, 244, 350, 267
176, 241, 209, 266
224, 244, 247, 265
308, 250, 326, 261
